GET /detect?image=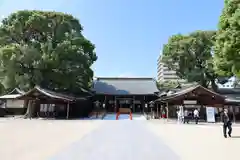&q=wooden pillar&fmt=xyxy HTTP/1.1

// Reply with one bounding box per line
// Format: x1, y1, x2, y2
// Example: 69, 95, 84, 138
104, 95, 106, 110
221, 104, 225, 122
114, 96, 117, 113
151, 106, 153, 119
143, 96, 146, 114
133, 96, 135, 113
47, 104, 50, 119
166, 102, 169, 121
160, 104, 162, 118
232, 105, 236, 123
66, 102, 70, 119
